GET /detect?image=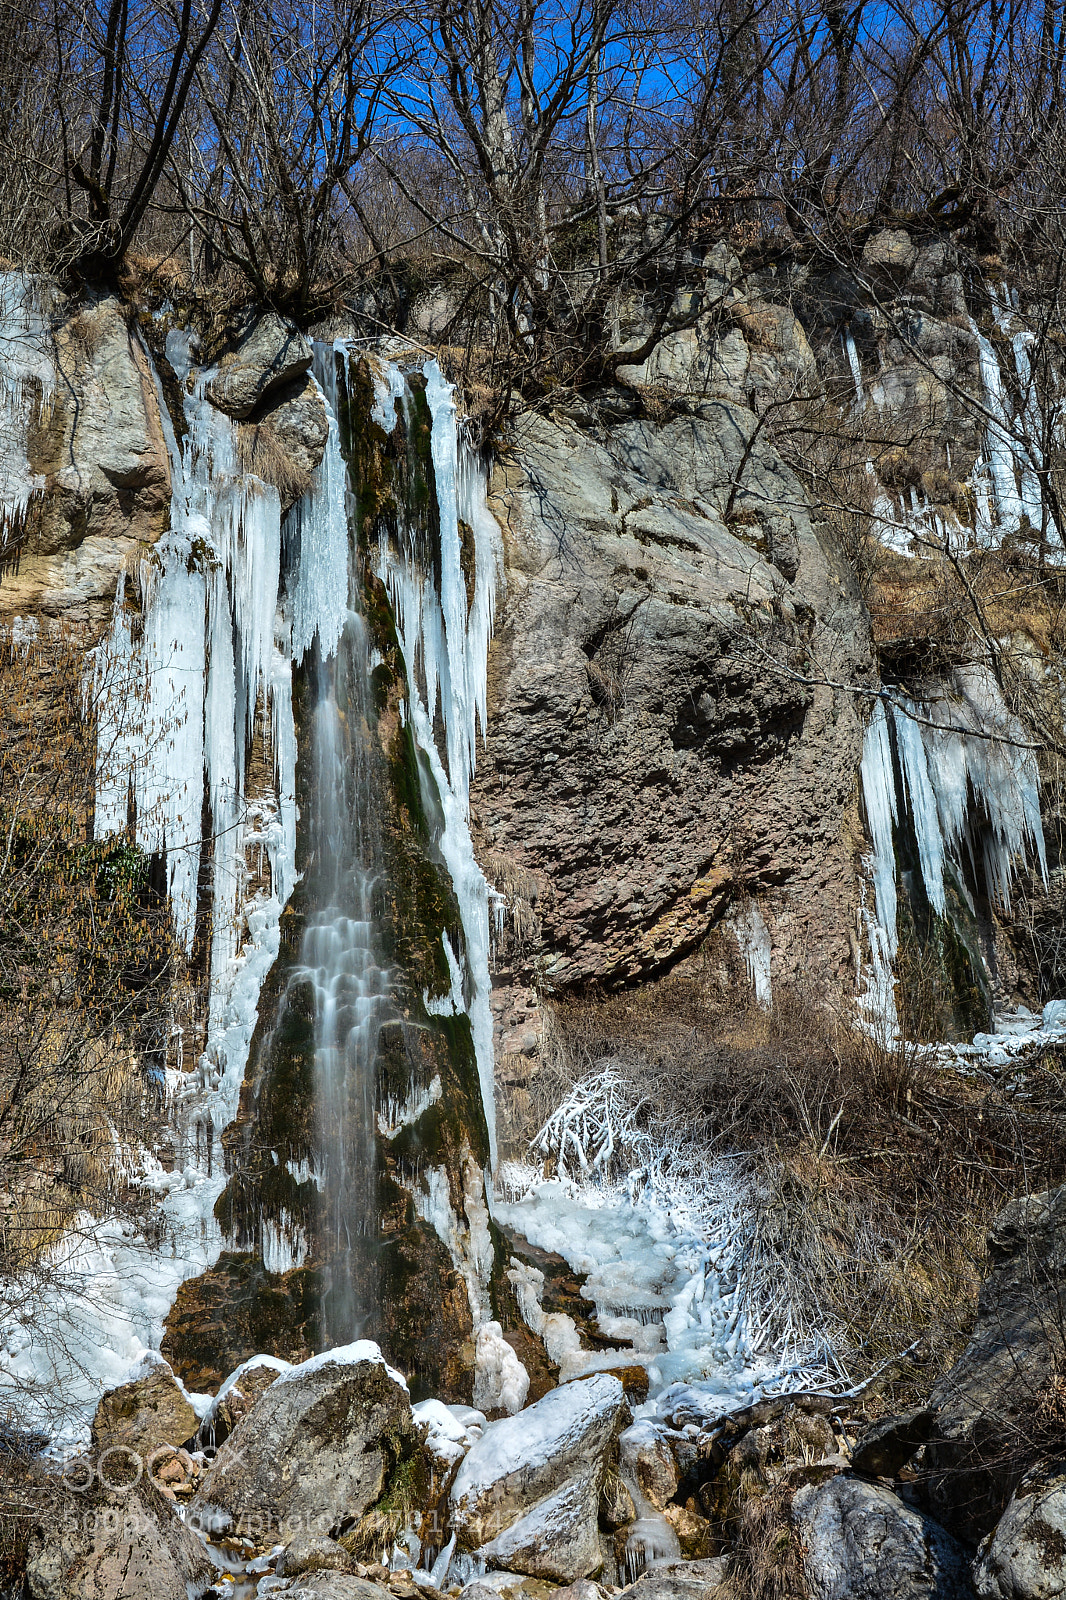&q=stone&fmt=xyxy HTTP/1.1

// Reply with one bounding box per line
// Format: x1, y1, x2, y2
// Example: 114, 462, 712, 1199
25, 1481, 213, 1600
449, 1373, 630, 1576
792, 1476, 975, 1600
476, 1473, 604, 1583
662, 1502, 714, 1559
850, 1408, 934, 1478
973, 1460, 1066, 1598
862, 228, 919, 278
921, 1187, 1066, 1541
188, 1342, 416, 1541
206, 311, 312, 419
238, 371, 329, 511
278, 1533, 356, 1576
6, 294, 171, 630
550, 1581, 609, 1600
90, 1355, 199, 1463
616, 1558, 729, 1599
207, 1353, 291, 1441
270, 1579, 394, 1600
